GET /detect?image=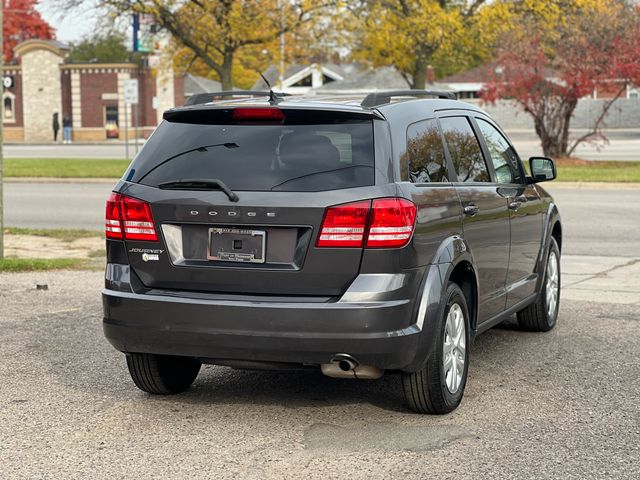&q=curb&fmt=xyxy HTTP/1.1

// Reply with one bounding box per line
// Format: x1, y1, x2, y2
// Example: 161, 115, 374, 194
545, 182, 640, 190
5, 177, 118, 184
